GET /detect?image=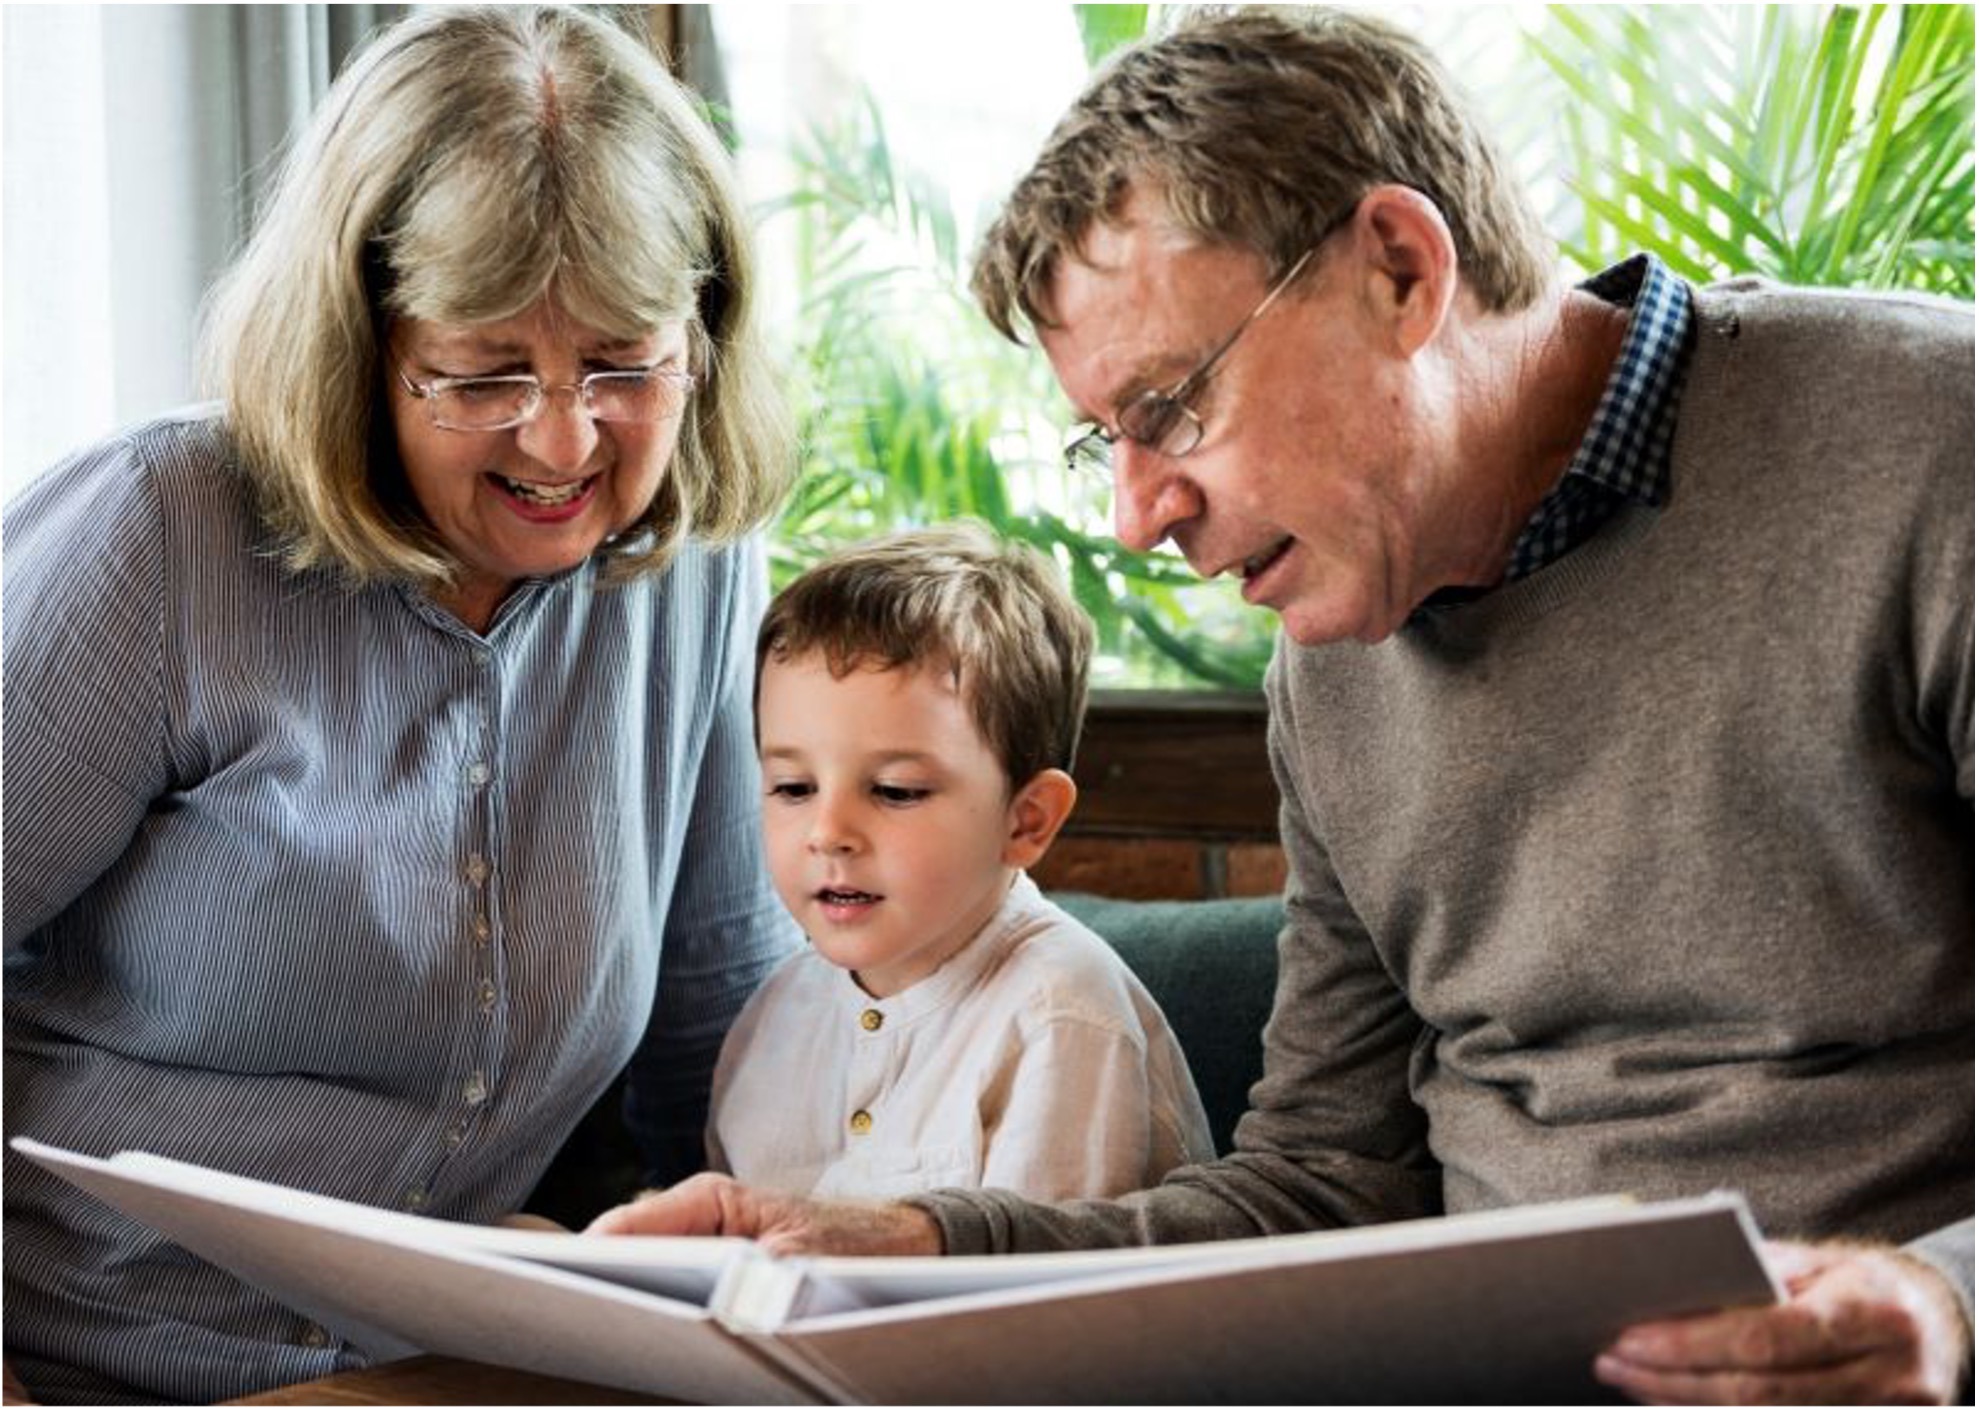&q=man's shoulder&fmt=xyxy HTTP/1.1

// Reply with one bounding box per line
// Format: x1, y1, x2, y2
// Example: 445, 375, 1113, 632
1693, 278, 1972, 372
1681, 277, 1972, 475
